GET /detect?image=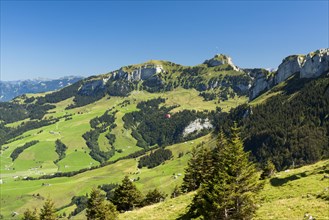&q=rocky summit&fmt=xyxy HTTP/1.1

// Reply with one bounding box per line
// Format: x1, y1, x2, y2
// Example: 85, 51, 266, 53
249, 48, 329, 100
